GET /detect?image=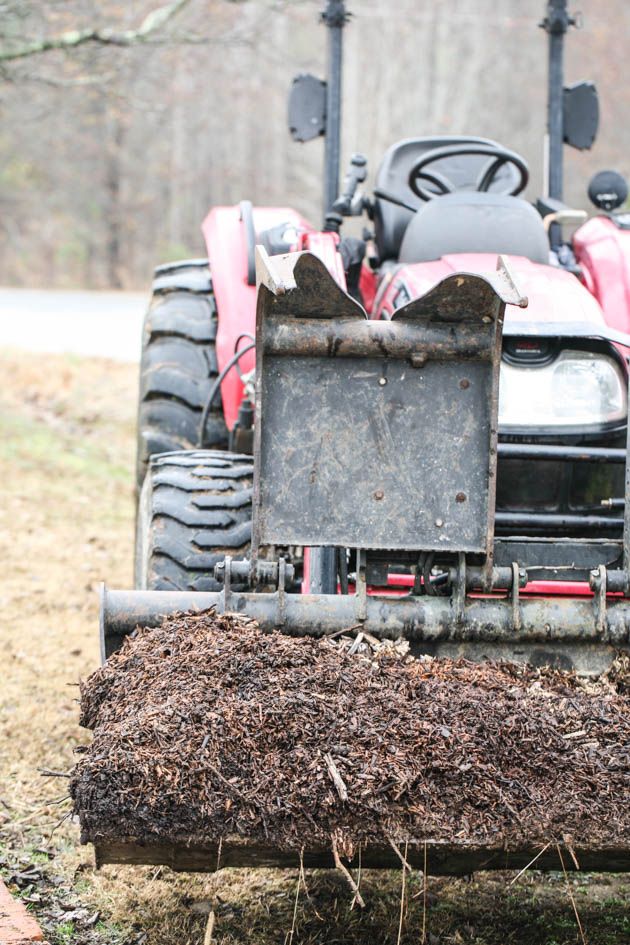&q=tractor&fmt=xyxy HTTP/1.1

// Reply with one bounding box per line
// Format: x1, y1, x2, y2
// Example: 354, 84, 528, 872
98, 0, 630, 872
